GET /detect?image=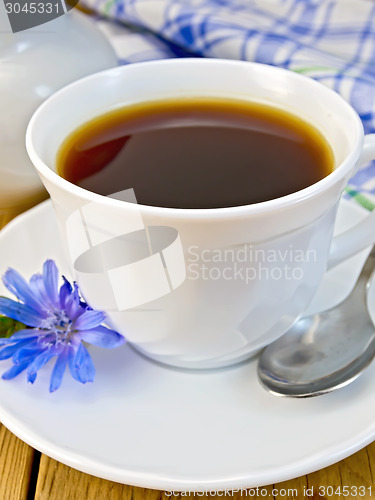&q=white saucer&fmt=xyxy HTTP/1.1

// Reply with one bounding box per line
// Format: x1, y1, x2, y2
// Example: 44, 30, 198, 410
0, 200, 374, 491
